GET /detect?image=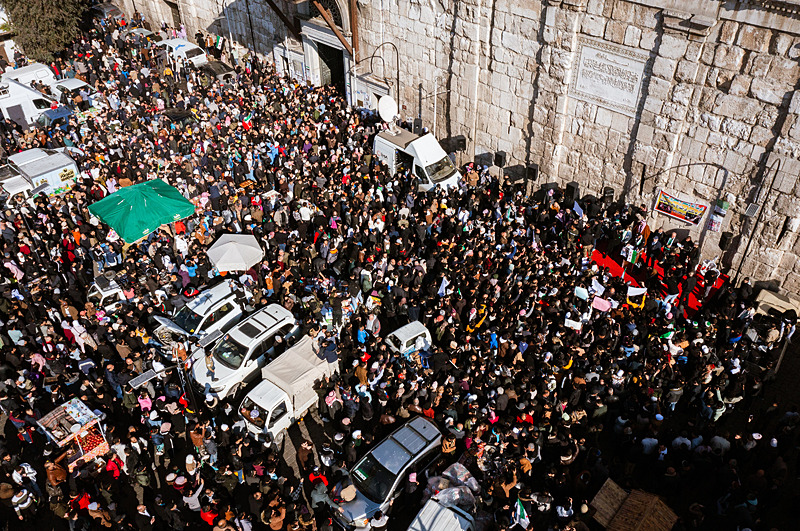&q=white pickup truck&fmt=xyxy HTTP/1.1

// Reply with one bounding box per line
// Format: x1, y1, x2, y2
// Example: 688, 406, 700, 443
238, 335, 338, 447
